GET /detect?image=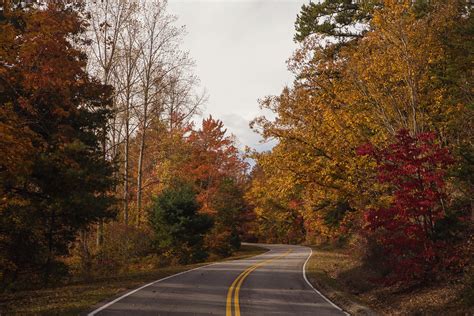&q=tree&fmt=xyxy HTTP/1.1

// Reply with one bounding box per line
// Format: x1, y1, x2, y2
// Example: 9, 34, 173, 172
0, 2, 116, 285
245, 161, 306, 244
86, 0, 137, 247
294, 0, 377, 43
135, 0, 202, 223
251, 0, 473, 246
357, 130, 459, 283
132, 117, 193, 214
114, 4, 141, 225
186, 116, 247, 214
181, 116, 248, 254
205, 178, 244, 256
149, 180, 212, 264
87, 0, 204, 227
